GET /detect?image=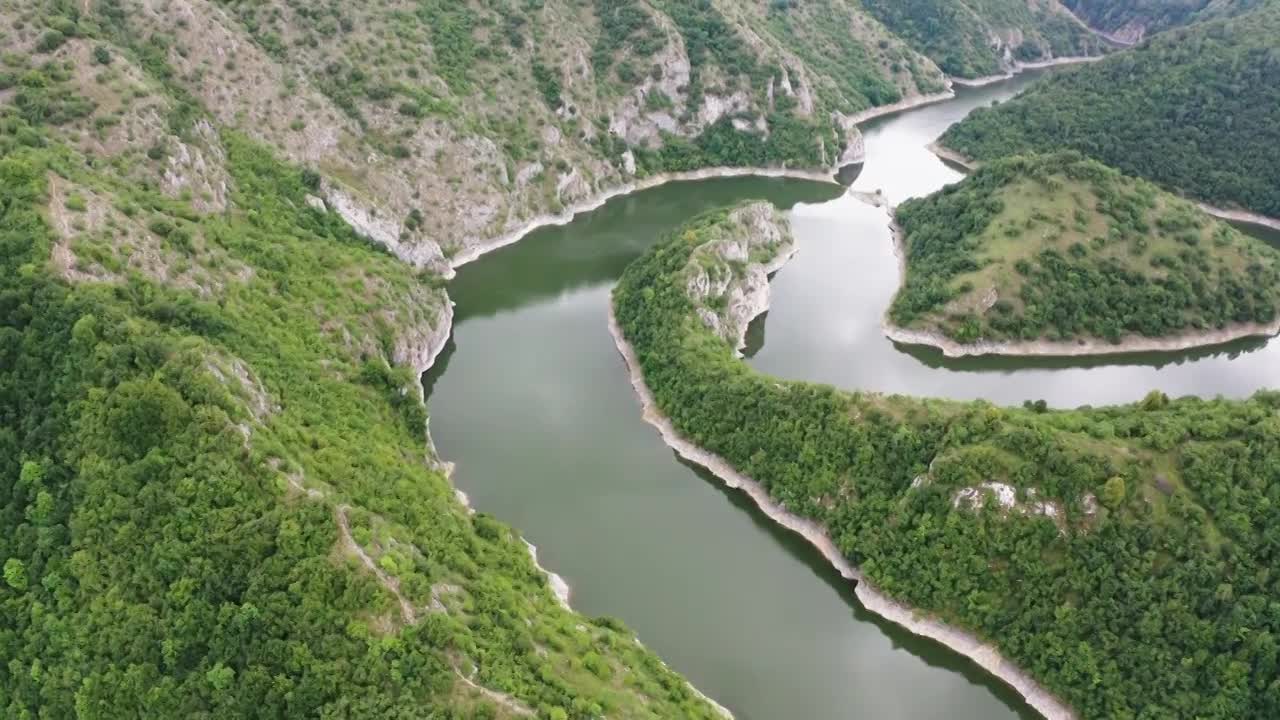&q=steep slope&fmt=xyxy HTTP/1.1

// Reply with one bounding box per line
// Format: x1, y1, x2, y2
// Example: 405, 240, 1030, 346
860, 0, 1106, 80
938, 3, 1280, 222
1062, 0, 1264, 43
614, 202, 1280, 720
49, 0, 951, 273
0, 16, 730, 720
888, 153, 1280, 354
